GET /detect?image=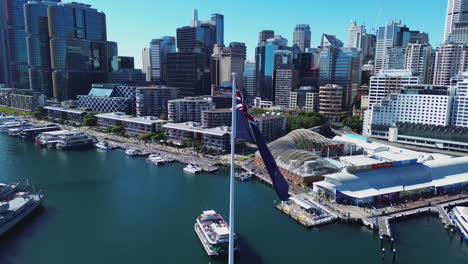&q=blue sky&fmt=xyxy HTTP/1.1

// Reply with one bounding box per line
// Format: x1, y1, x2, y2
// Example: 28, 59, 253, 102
81, 0, 448, 69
